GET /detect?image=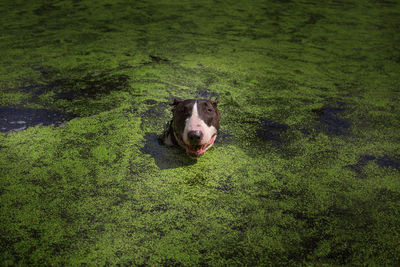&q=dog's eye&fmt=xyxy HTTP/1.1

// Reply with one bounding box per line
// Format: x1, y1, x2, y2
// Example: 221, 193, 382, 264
207, 108, 213, 112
